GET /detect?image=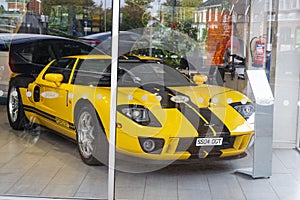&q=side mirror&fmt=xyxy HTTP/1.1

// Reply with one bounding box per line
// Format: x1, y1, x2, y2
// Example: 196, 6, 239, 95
45, 73, 64, 86
193, 74, 208, 85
